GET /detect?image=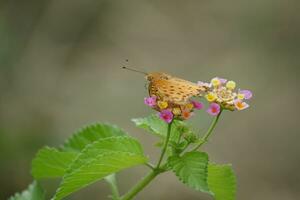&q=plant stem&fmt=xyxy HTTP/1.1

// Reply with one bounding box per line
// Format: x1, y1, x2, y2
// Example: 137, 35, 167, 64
121, 122, 173, 200
156, 121, 173, 168
106, 174, 120, 200
179, 141, 192, 155
145, 162, 155, 170
191, 110, 223, 151
121, 169, 161, 200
